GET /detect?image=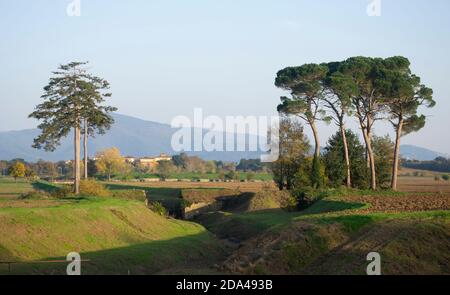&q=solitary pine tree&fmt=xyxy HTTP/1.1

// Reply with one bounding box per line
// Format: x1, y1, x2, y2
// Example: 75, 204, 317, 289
29, 62, 116, 194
